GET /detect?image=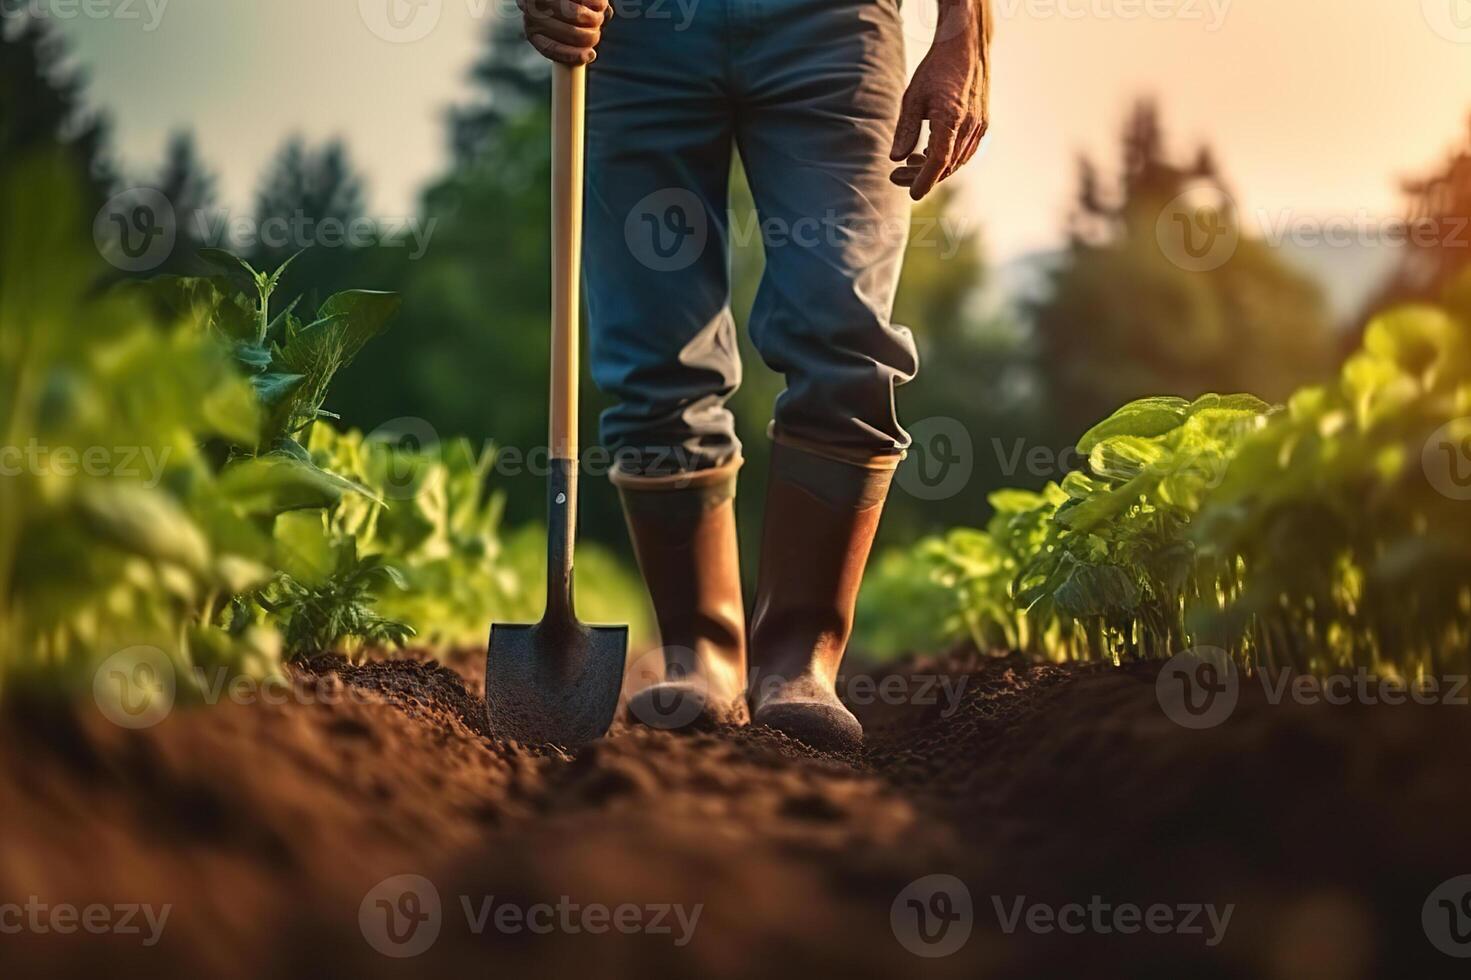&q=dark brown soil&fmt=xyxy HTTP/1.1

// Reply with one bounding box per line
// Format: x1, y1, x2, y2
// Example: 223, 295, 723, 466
1, 648, 1468, 979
